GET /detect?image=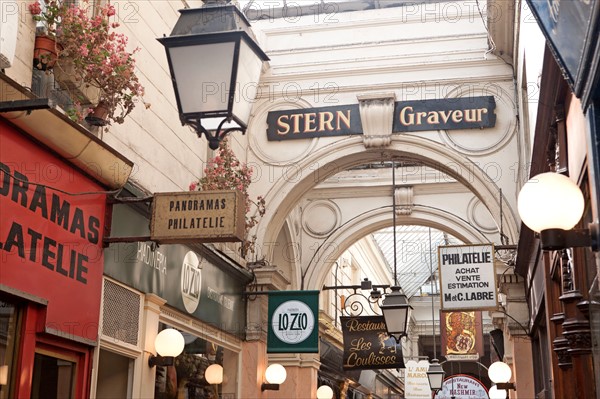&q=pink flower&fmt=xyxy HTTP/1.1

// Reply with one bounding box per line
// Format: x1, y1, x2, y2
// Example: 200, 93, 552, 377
106, 5, 116, 16
28, 2, 42, 15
